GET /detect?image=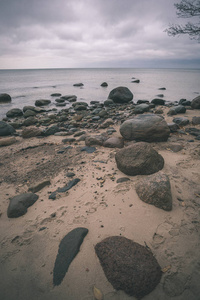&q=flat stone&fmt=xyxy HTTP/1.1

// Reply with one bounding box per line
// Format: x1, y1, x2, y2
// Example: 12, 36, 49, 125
28, 180, 51, 193
7, 193, 39, 218
95, 236, 162, 298
49, 178, 80, 200
0, 137, 17, 147
22, 126, 43, 138
115, 142, 164, 176
53, 227, 88, 286
135, 172, 172, 211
